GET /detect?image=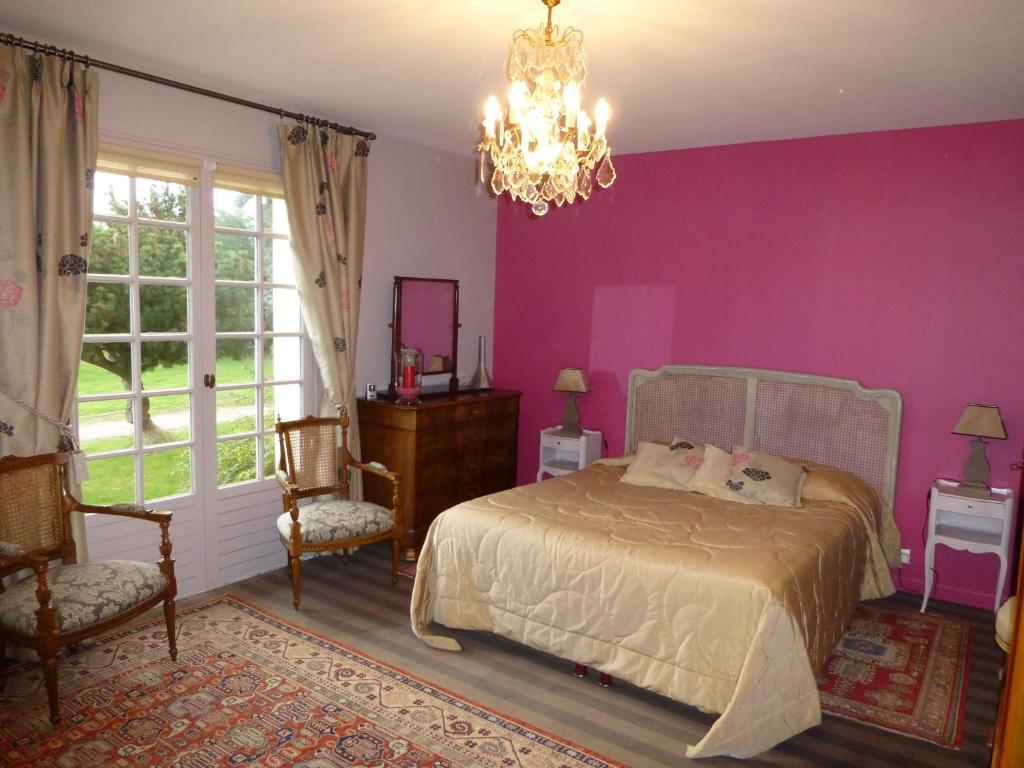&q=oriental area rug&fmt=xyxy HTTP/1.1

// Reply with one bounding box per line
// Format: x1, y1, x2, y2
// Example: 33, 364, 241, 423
0, 595, 623, 768
817, 603, 972, 749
